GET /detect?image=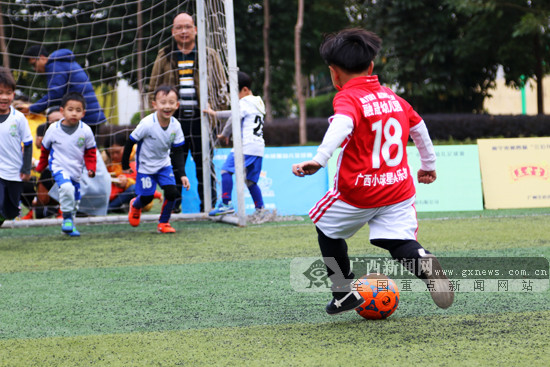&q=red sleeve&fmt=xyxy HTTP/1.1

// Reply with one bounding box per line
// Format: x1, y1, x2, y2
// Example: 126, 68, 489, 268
332, 92, 361, 127
84, 147, 97, 173
397, 95, 422, 128
36, 146, 50, 173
